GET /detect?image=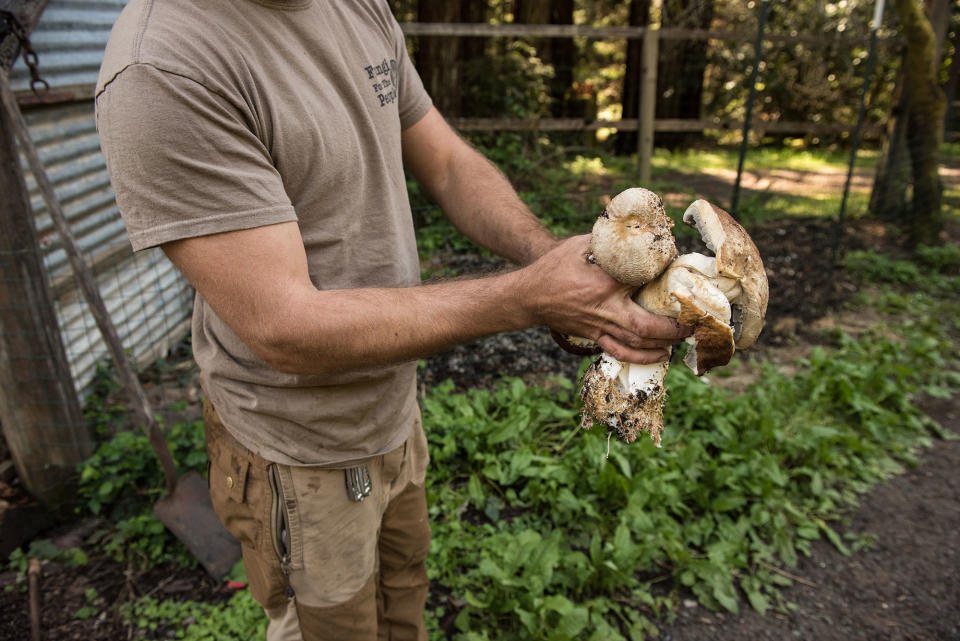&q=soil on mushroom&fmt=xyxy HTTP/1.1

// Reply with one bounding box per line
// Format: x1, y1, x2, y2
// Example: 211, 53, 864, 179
1, 214, 958, 639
